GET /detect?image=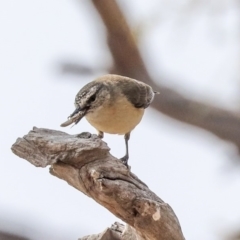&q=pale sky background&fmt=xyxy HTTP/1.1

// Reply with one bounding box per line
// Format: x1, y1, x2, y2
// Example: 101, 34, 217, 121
1, 0, 240, 240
